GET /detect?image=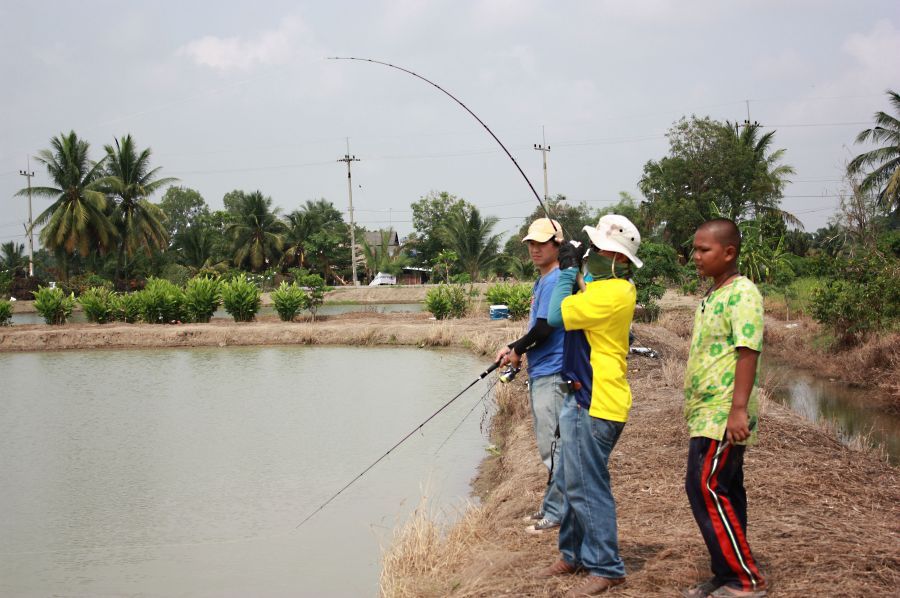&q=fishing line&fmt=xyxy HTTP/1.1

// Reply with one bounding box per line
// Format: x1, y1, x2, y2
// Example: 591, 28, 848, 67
327, 56, 566, 238
294, 361, 501, 530
434, 376, 500, 456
